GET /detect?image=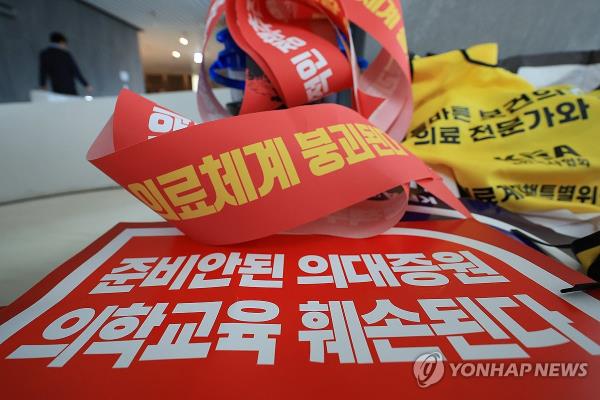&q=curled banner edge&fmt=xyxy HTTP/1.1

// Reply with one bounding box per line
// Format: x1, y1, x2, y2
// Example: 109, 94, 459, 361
87, 95, 439, 245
